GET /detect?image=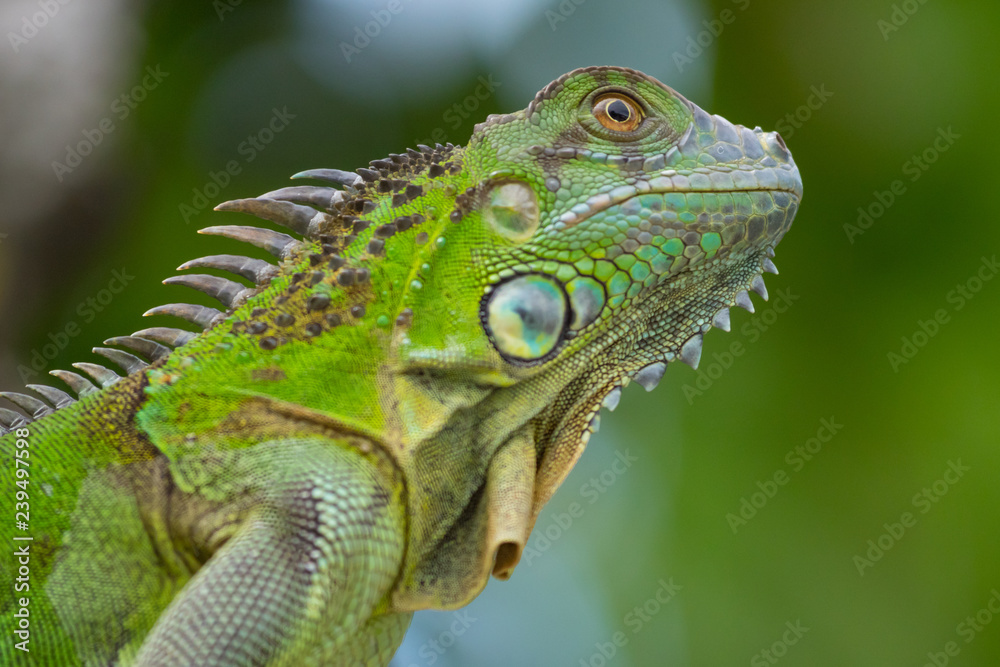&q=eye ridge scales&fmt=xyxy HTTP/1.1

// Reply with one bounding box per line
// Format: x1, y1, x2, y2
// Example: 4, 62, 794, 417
0, 65, 801, 665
